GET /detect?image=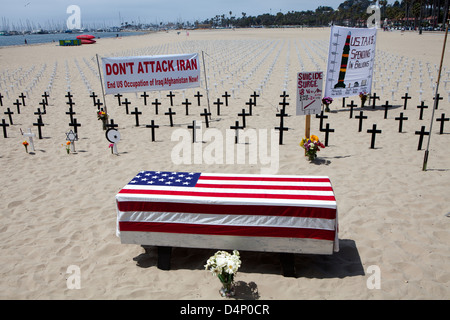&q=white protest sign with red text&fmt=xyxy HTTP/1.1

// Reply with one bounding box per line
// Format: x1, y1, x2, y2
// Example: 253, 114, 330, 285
296, 71, 323, 116
102, 53, 200, 94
